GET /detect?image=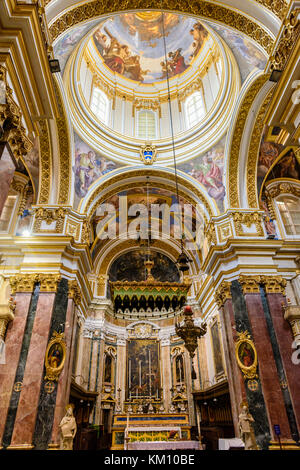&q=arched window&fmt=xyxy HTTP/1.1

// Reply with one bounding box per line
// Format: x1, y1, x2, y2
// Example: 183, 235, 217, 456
277, 195, 300, 235
90, 87, 109, 124
185, 91, 205, 128
137, 110, 157, 140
